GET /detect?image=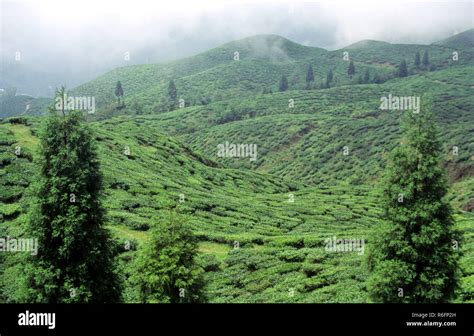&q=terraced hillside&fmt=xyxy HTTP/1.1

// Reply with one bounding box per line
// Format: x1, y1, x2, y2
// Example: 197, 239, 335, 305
1, 30, 473, 303
110, 66, 473, 210
0, 116, 472, 302
67, 32, 473, 115
3, 31, 472, 118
